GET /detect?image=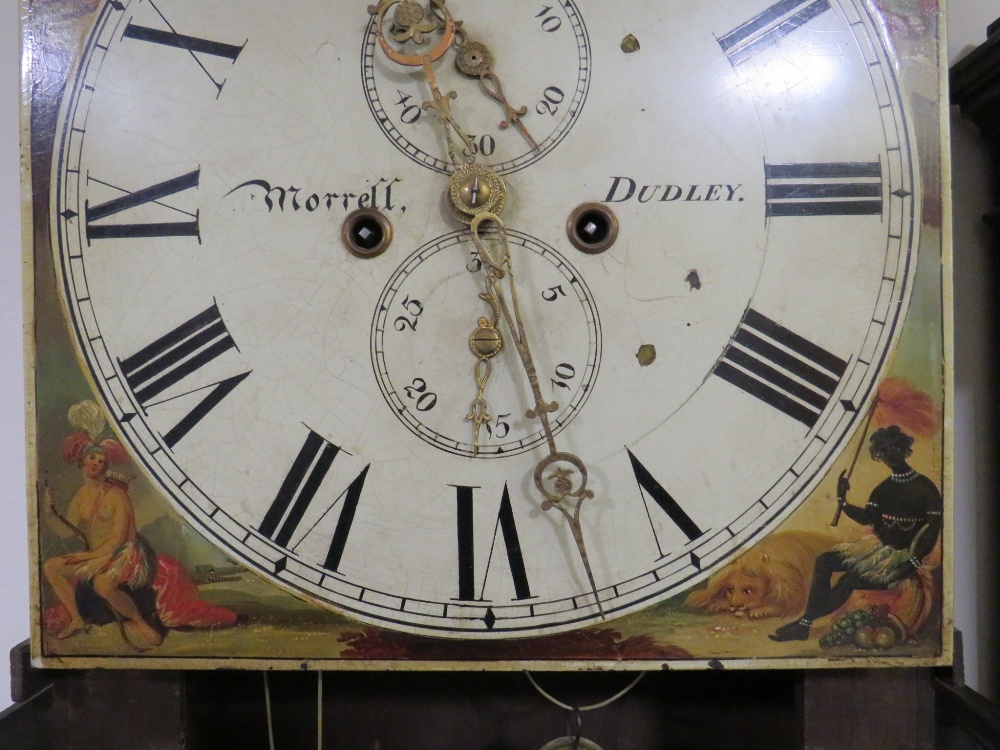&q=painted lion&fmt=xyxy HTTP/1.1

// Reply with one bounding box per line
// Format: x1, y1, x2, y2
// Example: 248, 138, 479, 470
685, 531, 832, 619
